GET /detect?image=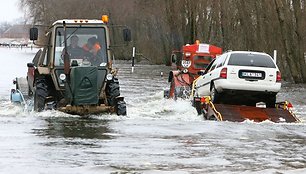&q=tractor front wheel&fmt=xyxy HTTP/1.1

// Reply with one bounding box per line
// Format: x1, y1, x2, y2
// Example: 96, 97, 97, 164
116, 100, 127, 116
106, 78, 127, 116
106, 78, 120, 106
